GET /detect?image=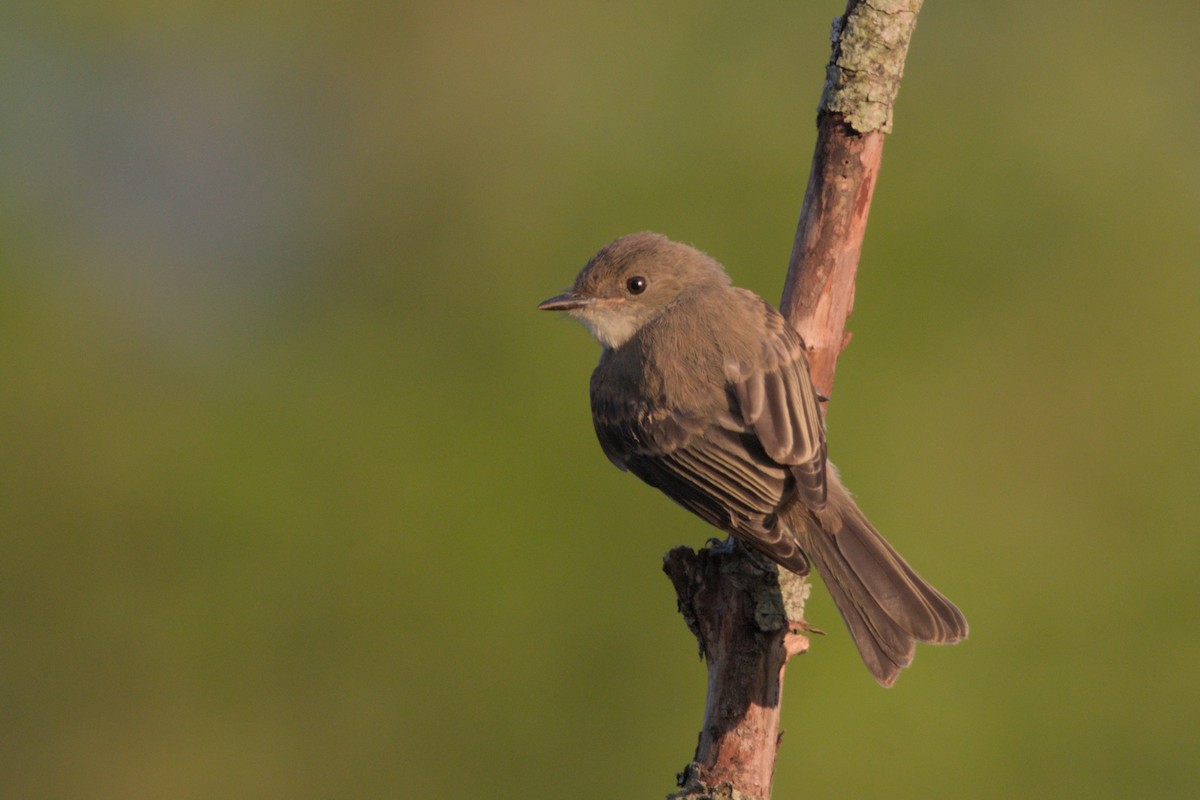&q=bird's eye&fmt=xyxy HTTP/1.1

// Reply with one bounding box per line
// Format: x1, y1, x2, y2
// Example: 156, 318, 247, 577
626, 276, 647, 295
